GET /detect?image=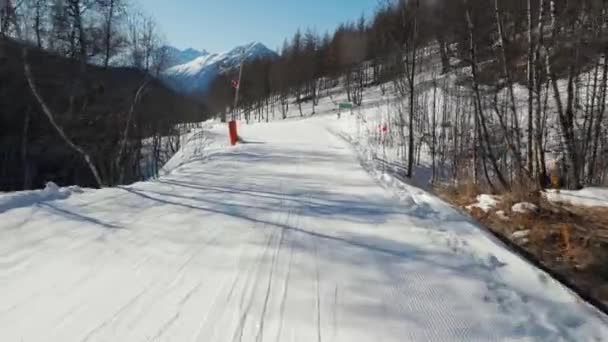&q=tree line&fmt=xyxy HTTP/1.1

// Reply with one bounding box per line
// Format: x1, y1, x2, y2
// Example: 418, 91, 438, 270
207, 0, 608, 191
0, 0, 206, 191
1, 0, 168, 70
